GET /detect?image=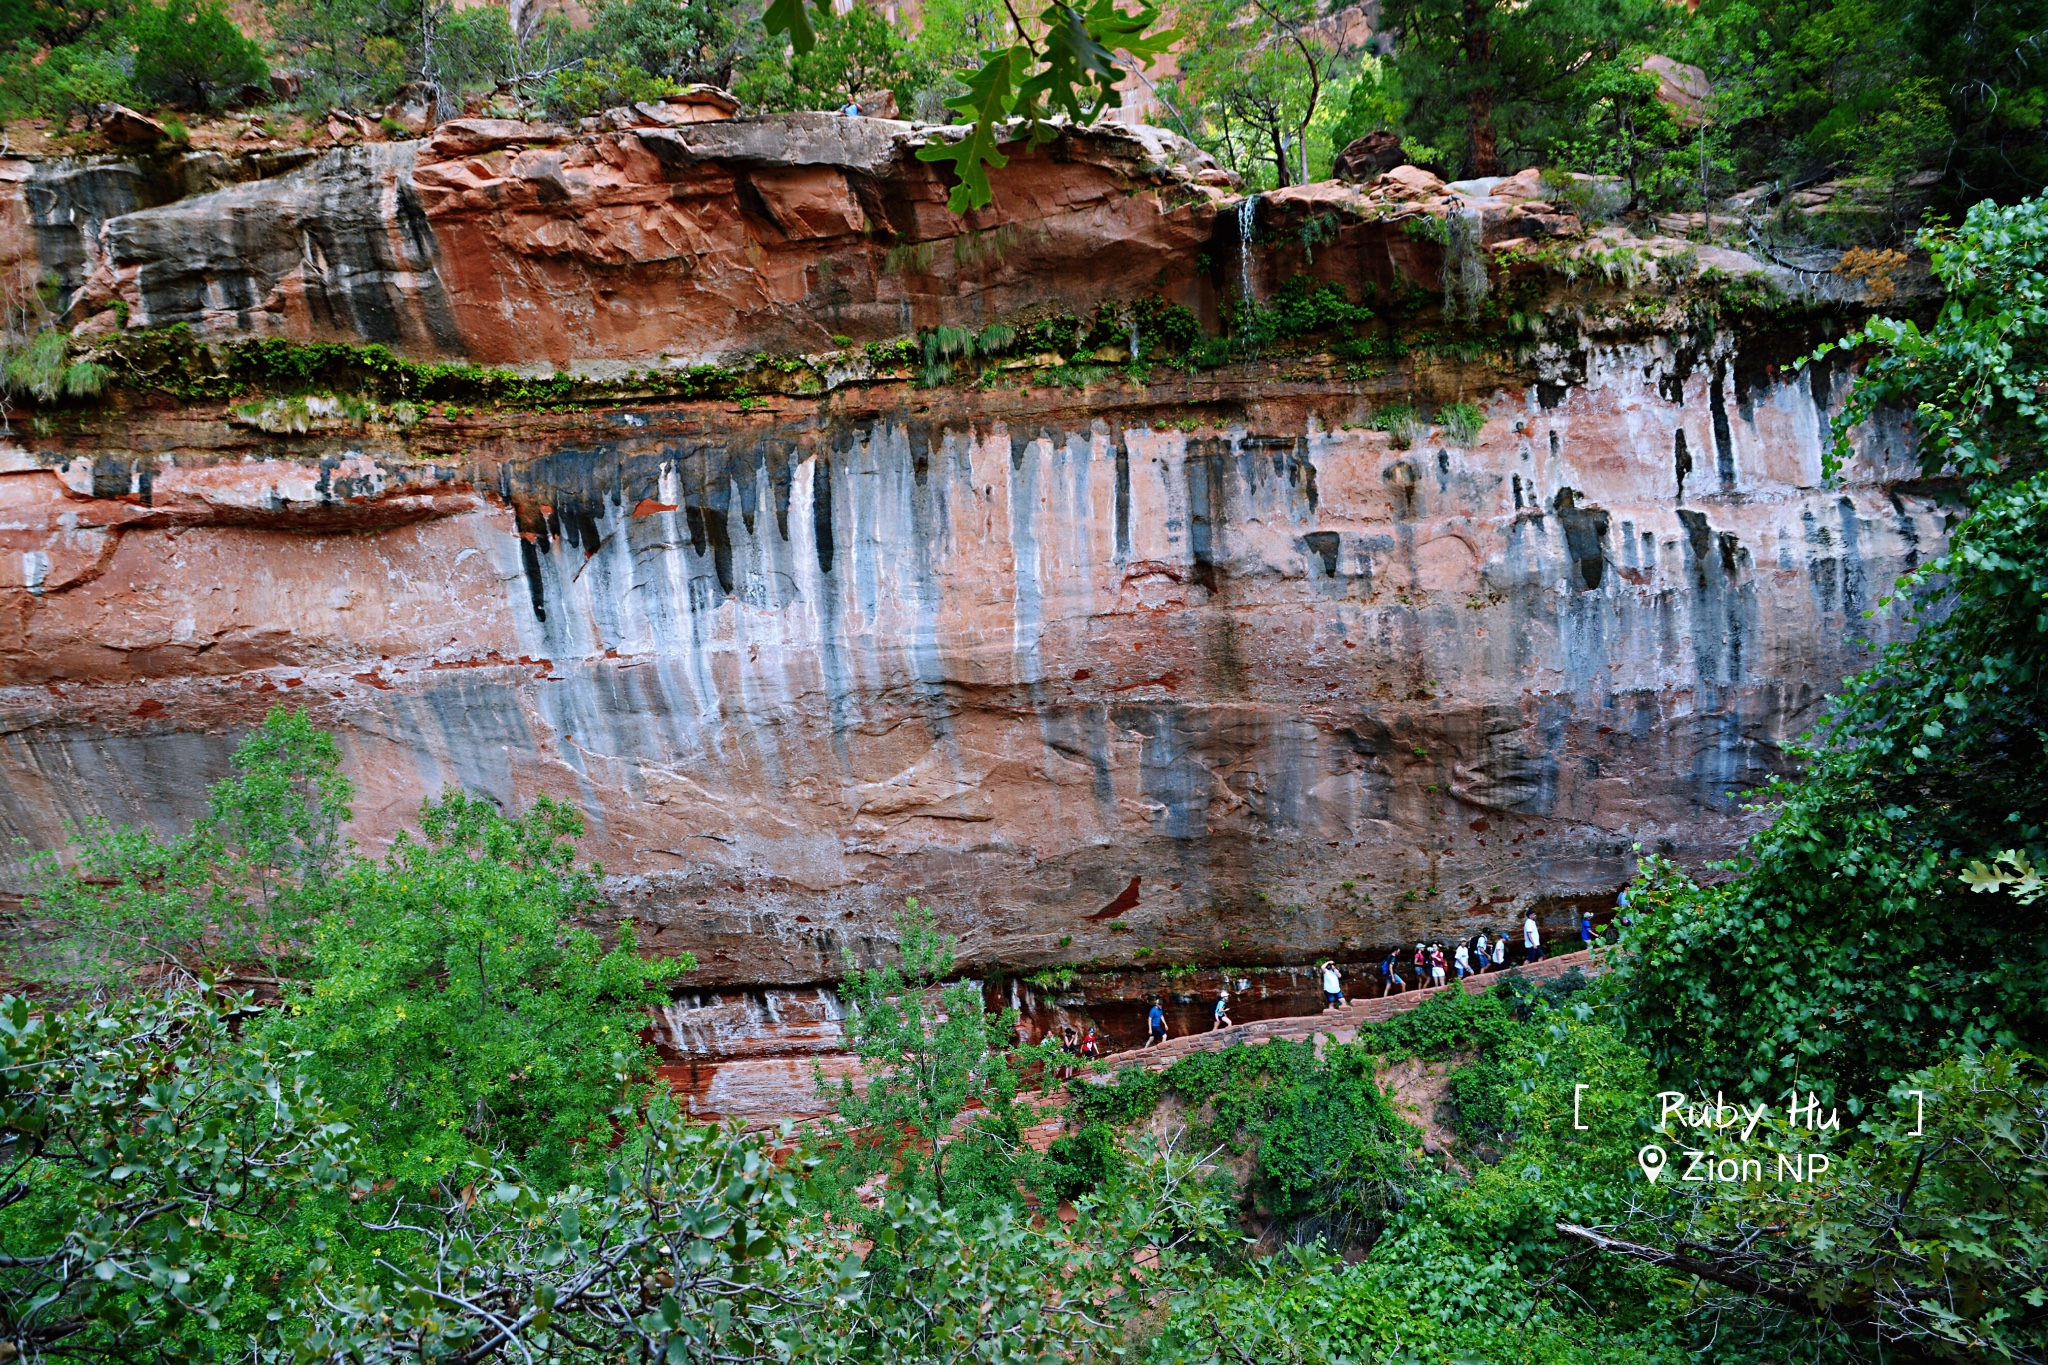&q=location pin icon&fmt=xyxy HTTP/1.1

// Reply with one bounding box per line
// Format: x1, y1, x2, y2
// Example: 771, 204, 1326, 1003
1639, 1143, 1667, 1184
